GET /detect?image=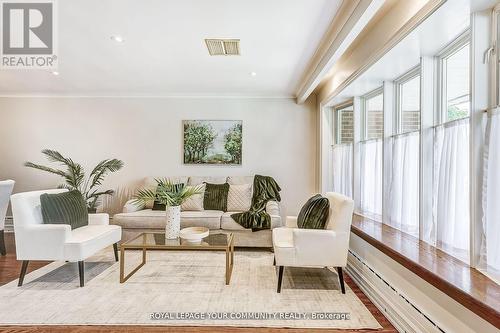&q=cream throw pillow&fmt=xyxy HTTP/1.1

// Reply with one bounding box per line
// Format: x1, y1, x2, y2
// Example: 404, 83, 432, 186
227, 183, 252, 212
181, 184, 205, 211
